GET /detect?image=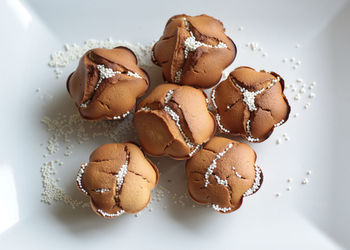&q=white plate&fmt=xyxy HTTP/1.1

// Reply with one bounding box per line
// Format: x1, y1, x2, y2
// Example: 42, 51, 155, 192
1, 0, 350, 249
